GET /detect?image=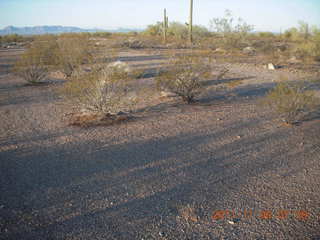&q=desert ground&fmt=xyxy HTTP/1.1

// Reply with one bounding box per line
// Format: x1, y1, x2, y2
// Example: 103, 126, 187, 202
0, 45, 320, 240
